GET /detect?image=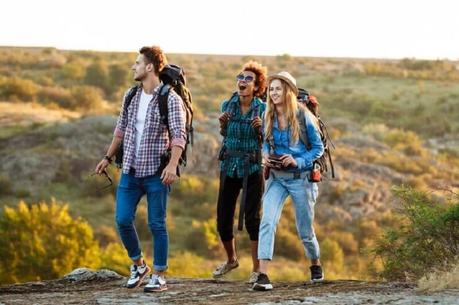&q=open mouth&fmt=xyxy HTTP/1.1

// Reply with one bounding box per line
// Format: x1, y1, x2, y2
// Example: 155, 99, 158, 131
238, 85, 247, 91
